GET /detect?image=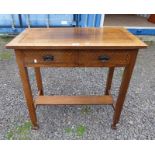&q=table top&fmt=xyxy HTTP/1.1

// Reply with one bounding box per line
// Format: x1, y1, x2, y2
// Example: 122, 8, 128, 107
6, 27, 147, 50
